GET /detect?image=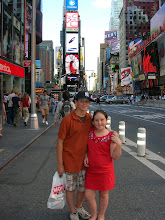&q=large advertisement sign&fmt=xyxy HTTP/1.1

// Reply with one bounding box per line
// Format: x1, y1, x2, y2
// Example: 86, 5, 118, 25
66, 0, 78, 10
128, 38, 143, 58
80, 47, 85, 68
111, 41, 120, 53
150, 3, 165, 35
158, 34, 165, 76
65, 54, 79, 75
66, 33, 79, 53
0, 58, 25, 78
55, 47, 61, 69
121, 67, 132, 86
66, 12, 79, 32
104, 31, 117, 44
141, 42, 160, 75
